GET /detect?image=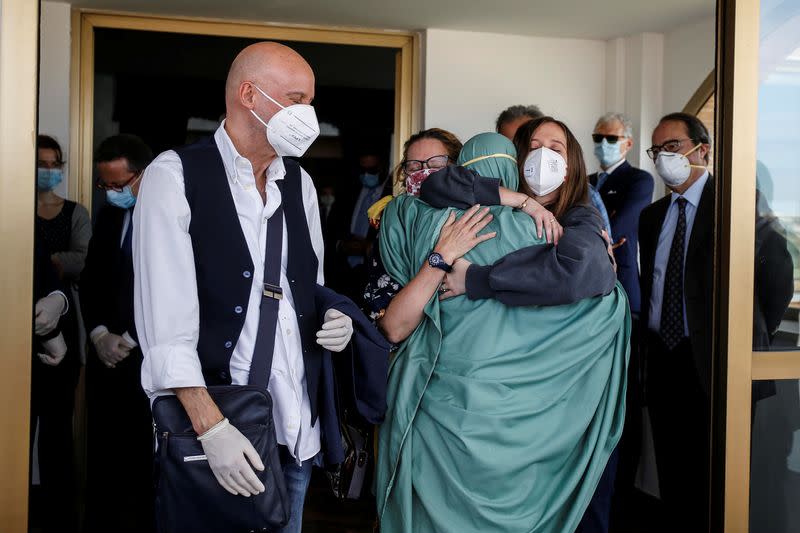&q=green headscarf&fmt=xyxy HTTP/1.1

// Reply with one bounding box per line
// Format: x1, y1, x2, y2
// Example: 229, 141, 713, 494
457, 132, 518, 191
376, 135, 631, 532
